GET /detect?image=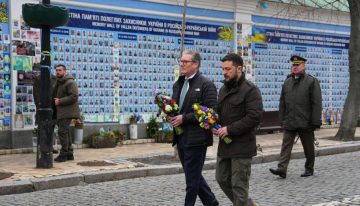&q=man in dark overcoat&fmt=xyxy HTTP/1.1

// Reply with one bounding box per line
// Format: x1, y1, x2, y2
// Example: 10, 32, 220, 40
270, 55, 322, 178
52, 64, 80, 162
213, 53, 263, 206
